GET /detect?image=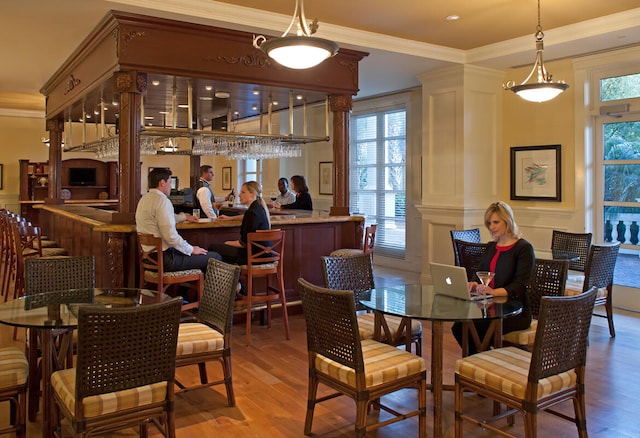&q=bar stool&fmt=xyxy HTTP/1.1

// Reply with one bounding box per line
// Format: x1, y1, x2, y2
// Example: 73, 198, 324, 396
330, 224, 377, 257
